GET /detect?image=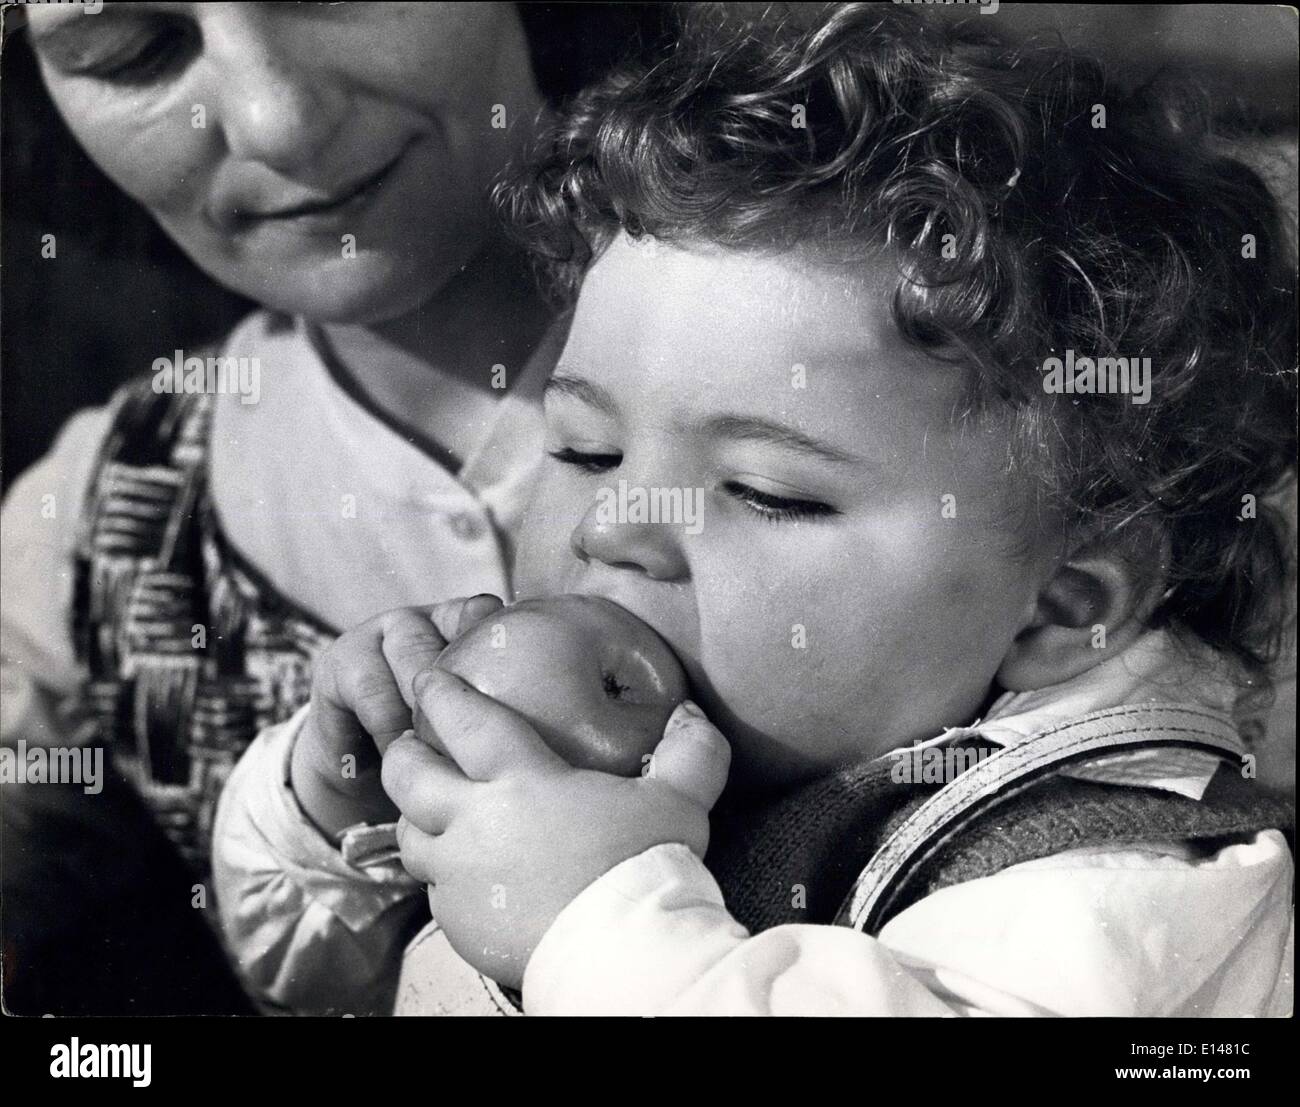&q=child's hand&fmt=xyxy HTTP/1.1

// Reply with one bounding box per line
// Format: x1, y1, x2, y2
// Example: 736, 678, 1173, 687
383, 666, 731, 991
289, 595, 504, 838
